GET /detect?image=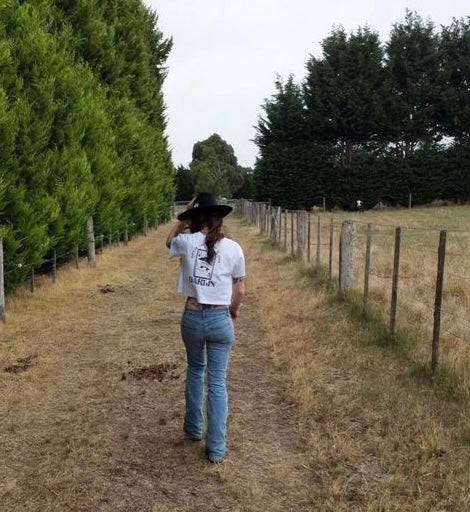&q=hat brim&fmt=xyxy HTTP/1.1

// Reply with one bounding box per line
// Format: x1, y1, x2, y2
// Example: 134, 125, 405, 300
177, 204, 233, 221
